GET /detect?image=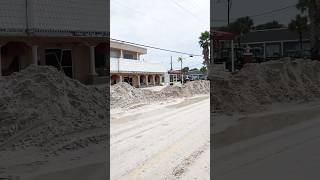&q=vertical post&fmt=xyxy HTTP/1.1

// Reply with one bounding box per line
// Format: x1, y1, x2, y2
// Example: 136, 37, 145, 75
89, 45, 97, 75
210, 35, 214, 64
281, 41, 284, 57
227, 0, 231, 26
145, 75, 149, 87
120, 50, 124, 59
32, 45, 38, 65
180, 59, 183, 85
263, 42, 266, 59
152, 75, 156, 85
137, 75, 141, 87
119, 75, 123, 82
136, 52, 139, 60
0, 44, 2, 76
231, 40, 235, 72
